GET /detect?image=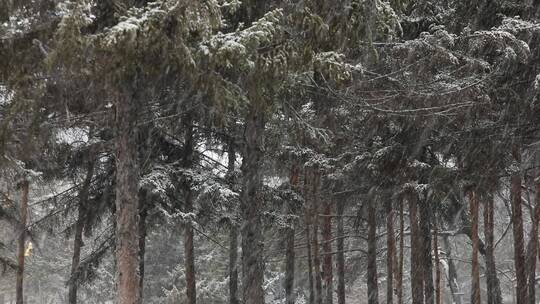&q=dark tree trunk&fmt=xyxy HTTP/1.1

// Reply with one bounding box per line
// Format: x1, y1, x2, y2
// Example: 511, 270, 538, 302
68, 158, 95, 304
396, 198, 404, 304
433, 218, 441, 304
526, 173, 540, 304
115, 87, 141, 304
336, 201, 346, 304
305, 168, 315, 304
183, 116, 196, 304
285, 164, 299, 304
385, 200, 395, 304
16, 180, 29, 304
322, 200, 333, 304
469, 191, 481, 304
241, 104, 265, 304
409, 193, 424, 304
285, 225, 296, 304
230, 225, 239, 304
367, 200, 379, 304
419, 197, 434, 304
138, 197, 148, 302
311, 172, 323, 304
228, 142, 239, 304
511, 144, 528, 304
442, 236, 461, 304
484, 194, 502, 304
